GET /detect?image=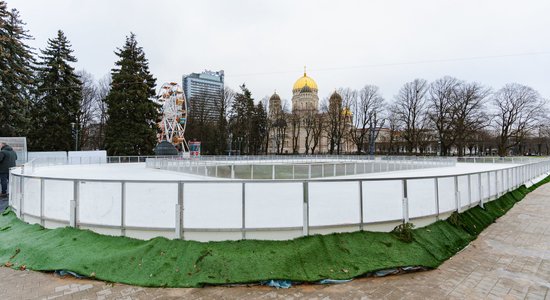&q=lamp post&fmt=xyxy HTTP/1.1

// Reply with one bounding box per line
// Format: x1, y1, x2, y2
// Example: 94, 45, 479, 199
272, 134, 277, 154
70, 122, 78, 151
236, 137, 243, 155
228, 133, 233, 156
